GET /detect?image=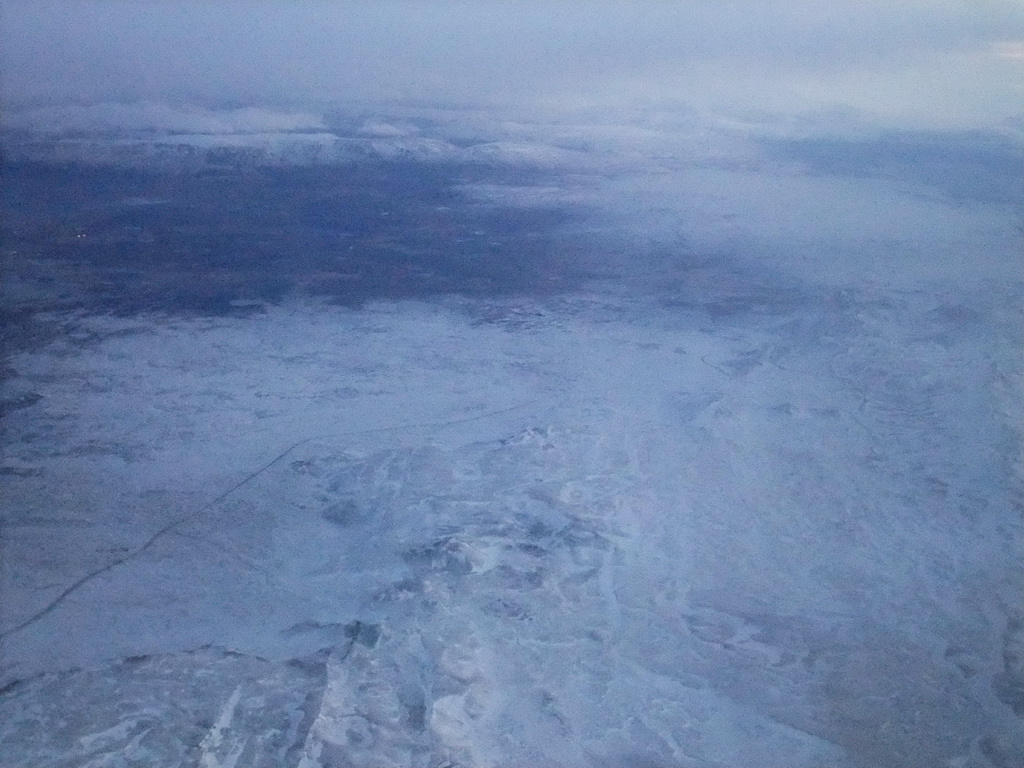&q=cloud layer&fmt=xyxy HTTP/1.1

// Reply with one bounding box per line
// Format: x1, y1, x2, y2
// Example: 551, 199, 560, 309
2, 1, 1023, 128
2, 102, 327, 134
